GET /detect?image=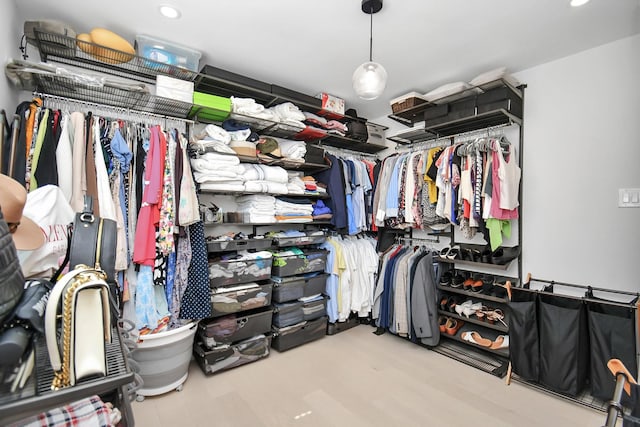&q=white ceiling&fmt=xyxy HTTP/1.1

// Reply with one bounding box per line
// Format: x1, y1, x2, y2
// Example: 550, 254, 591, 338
13, 0, 640, 120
